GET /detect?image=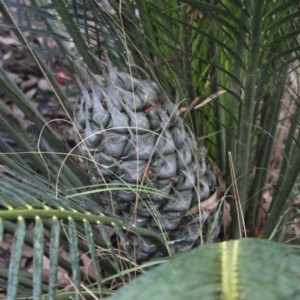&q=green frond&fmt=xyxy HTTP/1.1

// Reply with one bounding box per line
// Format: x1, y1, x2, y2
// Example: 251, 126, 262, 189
0, 165, 168, 297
